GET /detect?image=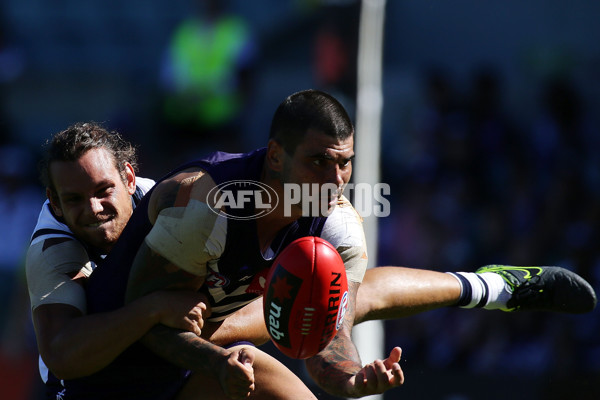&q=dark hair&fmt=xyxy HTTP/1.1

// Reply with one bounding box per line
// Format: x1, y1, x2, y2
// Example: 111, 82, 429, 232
40, 122, 138, 195
268, 89, 354, 154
